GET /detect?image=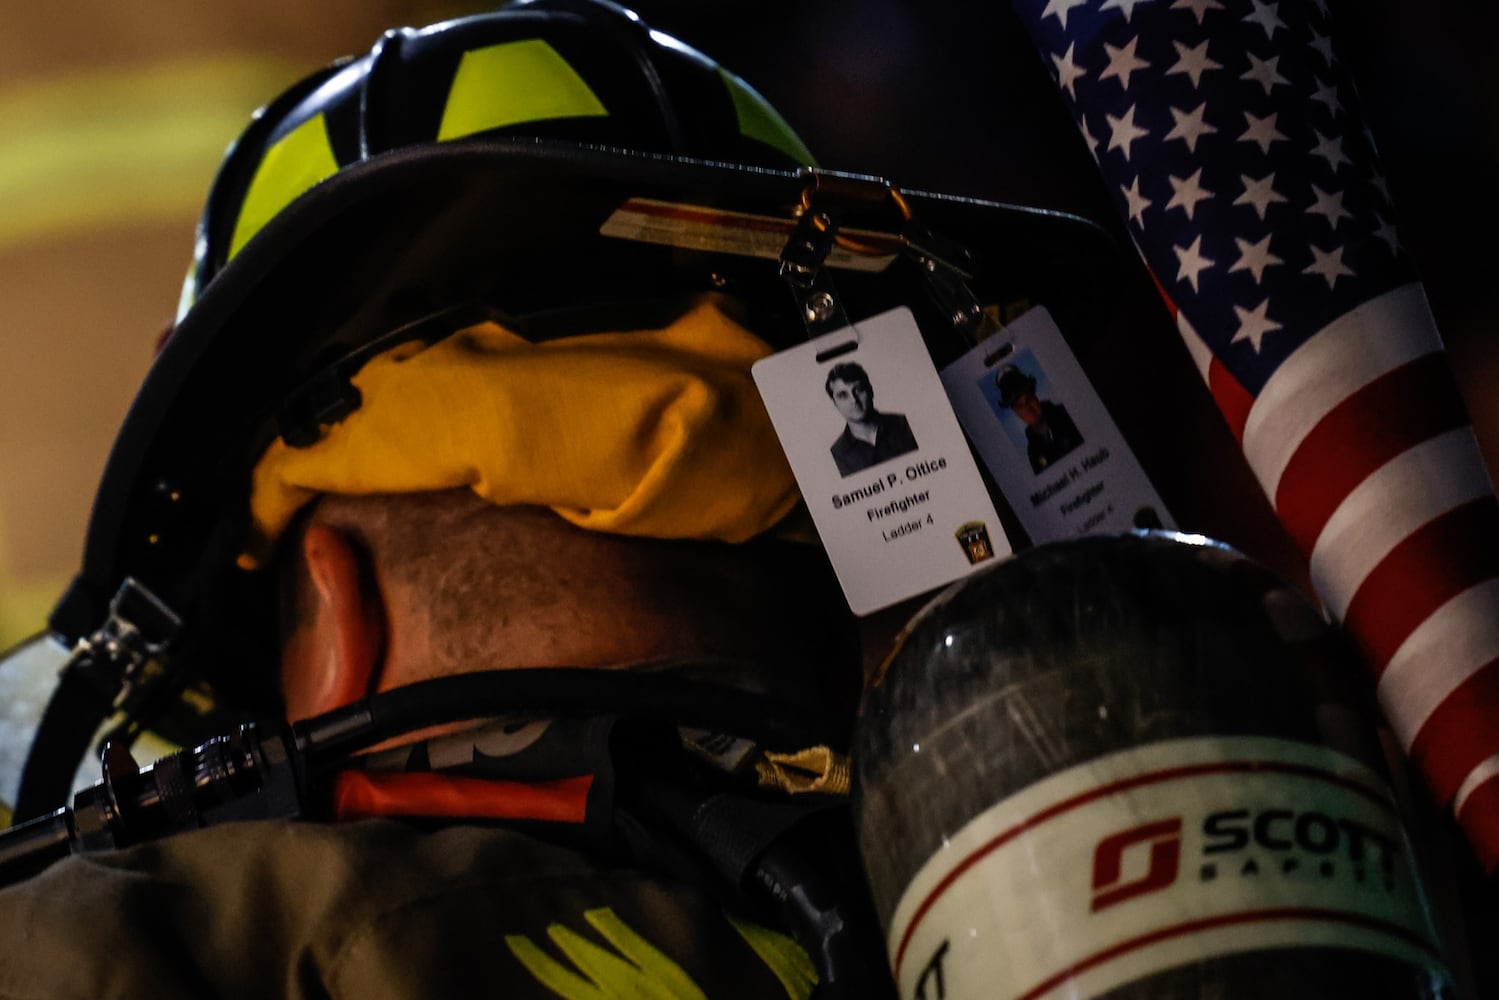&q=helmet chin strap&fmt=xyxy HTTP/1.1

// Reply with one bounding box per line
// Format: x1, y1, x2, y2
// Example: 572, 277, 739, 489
13, 641, 831, 824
